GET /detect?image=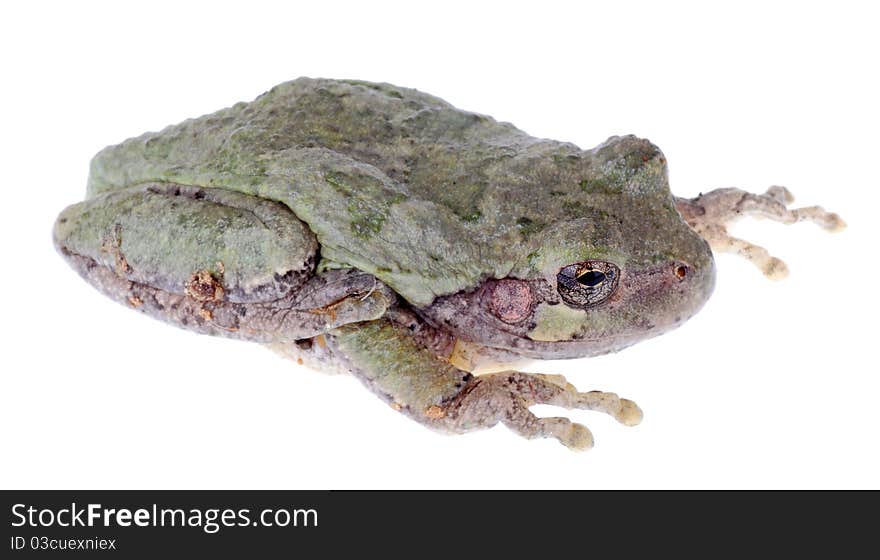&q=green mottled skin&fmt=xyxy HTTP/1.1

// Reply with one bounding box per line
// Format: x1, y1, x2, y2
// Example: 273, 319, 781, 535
85, 78, 708, 307
54, 78, 735, 449
57, 184, 318, 302
332, 319, 470, 414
